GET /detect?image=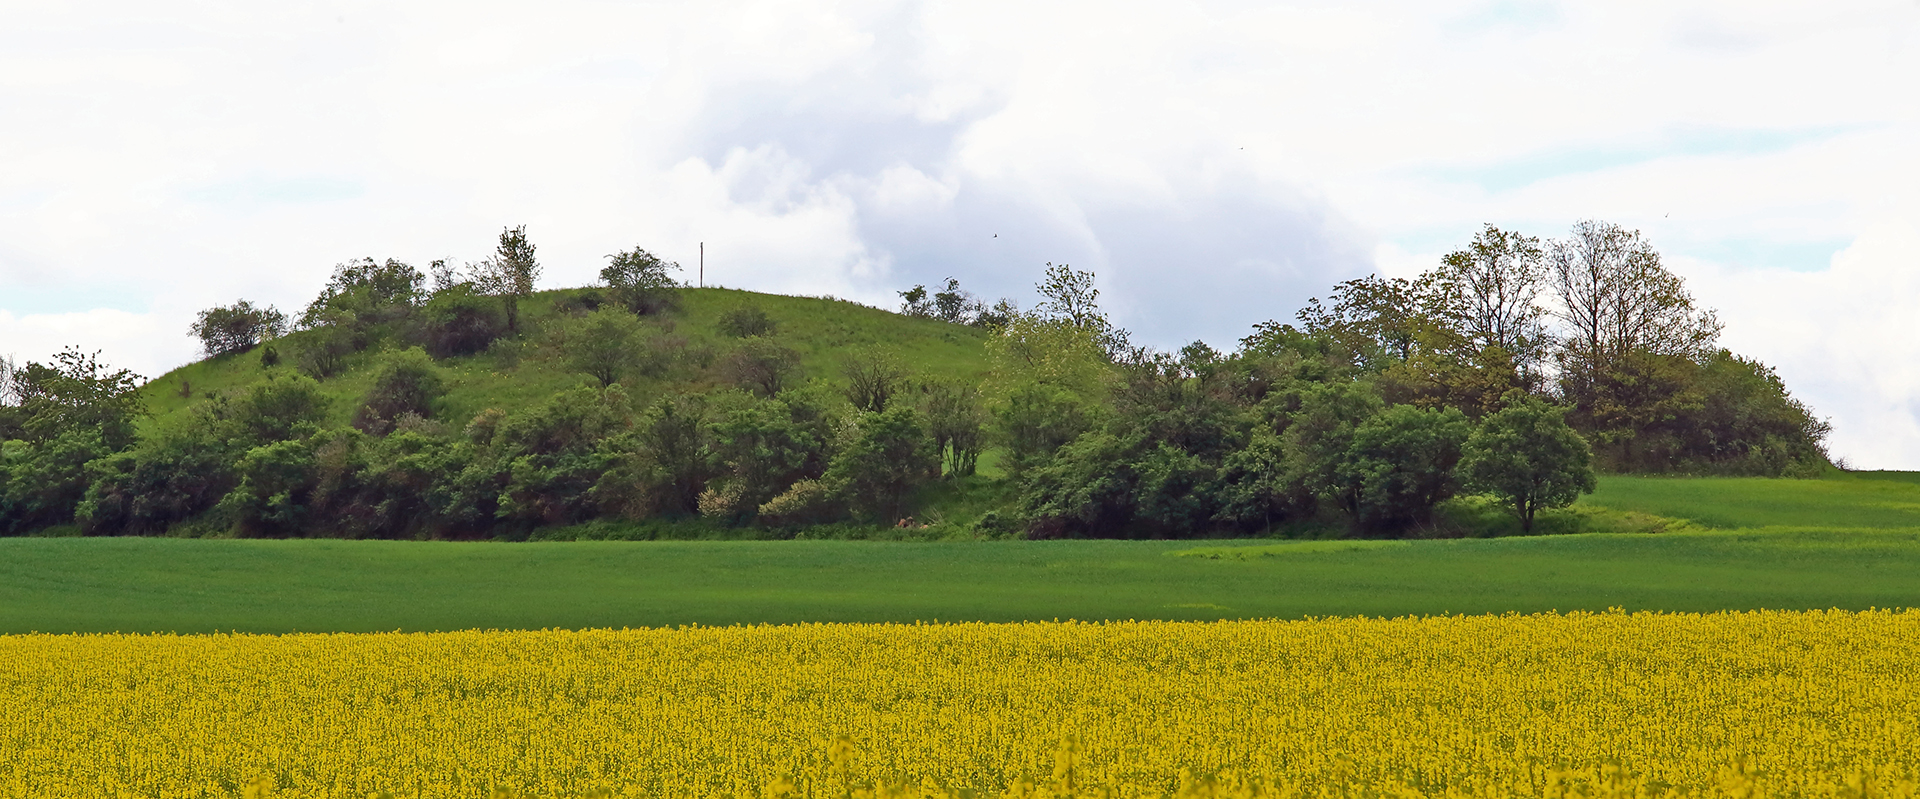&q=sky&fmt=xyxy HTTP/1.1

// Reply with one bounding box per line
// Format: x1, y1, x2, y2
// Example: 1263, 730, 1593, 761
1, 1, 1917, 467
